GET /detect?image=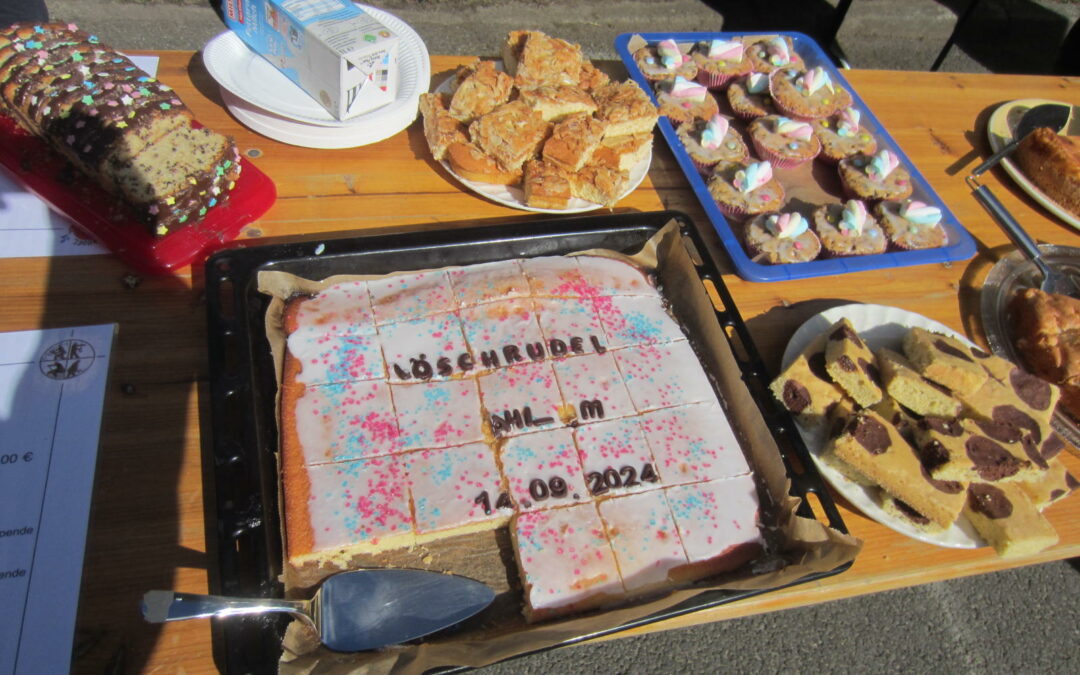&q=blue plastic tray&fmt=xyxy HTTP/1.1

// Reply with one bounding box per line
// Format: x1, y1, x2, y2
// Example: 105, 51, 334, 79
615, 31, 976, 282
